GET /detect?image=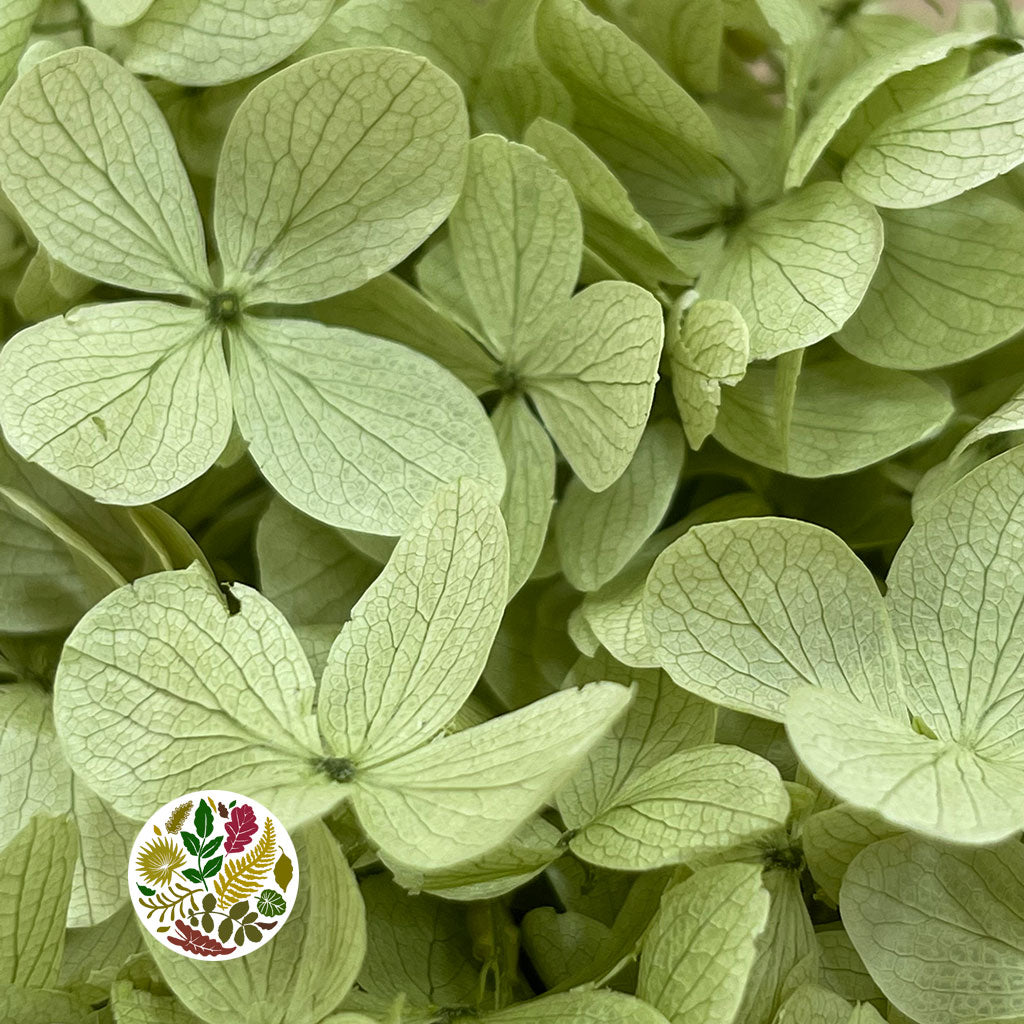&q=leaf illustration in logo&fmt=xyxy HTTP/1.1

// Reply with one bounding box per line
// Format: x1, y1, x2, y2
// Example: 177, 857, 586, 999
213, 817, 276, 908
223, 804, 258, 853
256, 889, 287, 917
217, 801, 229, 818
164, 800, 193, 834
137, 882, 203, 923
137, 883, 156, 896
167, 919, 236, 957
136, 836, 187, 886
193, 799, 214, 839
273, 851, 293, 892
